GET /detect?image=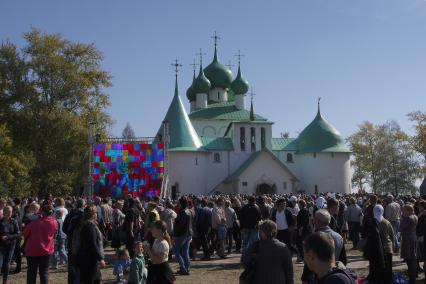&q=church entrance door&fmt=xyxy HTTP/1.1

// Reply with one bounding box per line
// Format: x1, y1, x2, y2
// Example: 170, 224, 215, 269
256, 183, 276, 195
